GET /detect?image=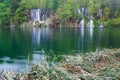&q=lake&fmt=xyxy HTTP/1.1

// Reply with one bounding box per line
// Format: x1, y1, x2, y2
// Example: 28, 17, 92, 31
0, 27, 120, 72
